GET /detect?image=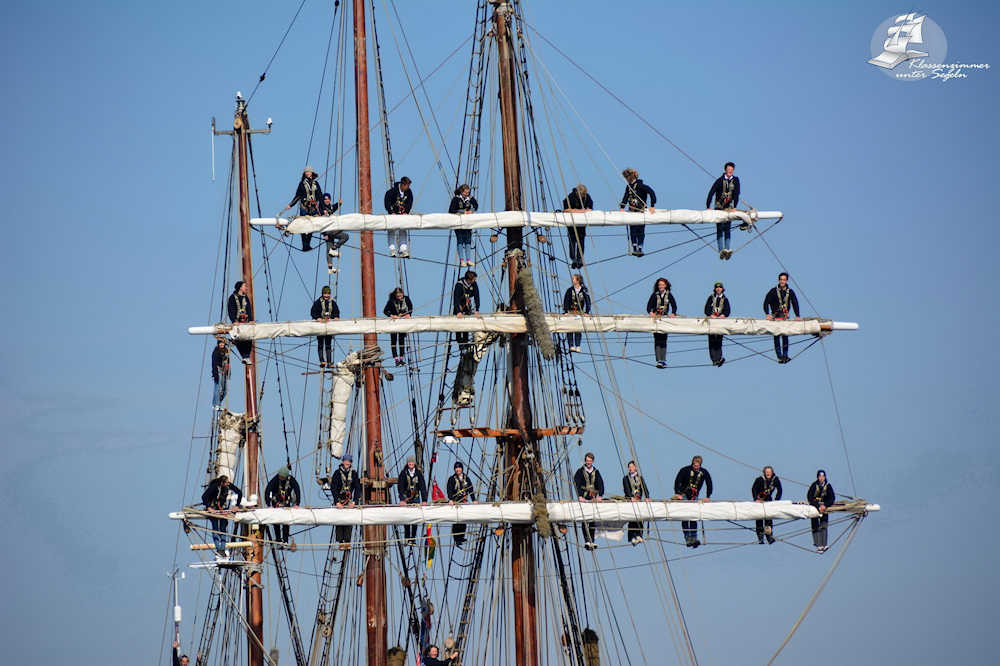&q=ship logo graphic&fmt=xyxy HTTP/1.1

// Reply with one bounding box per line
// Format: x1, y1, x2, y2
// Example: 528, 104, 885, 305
868, 13, 930, 69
